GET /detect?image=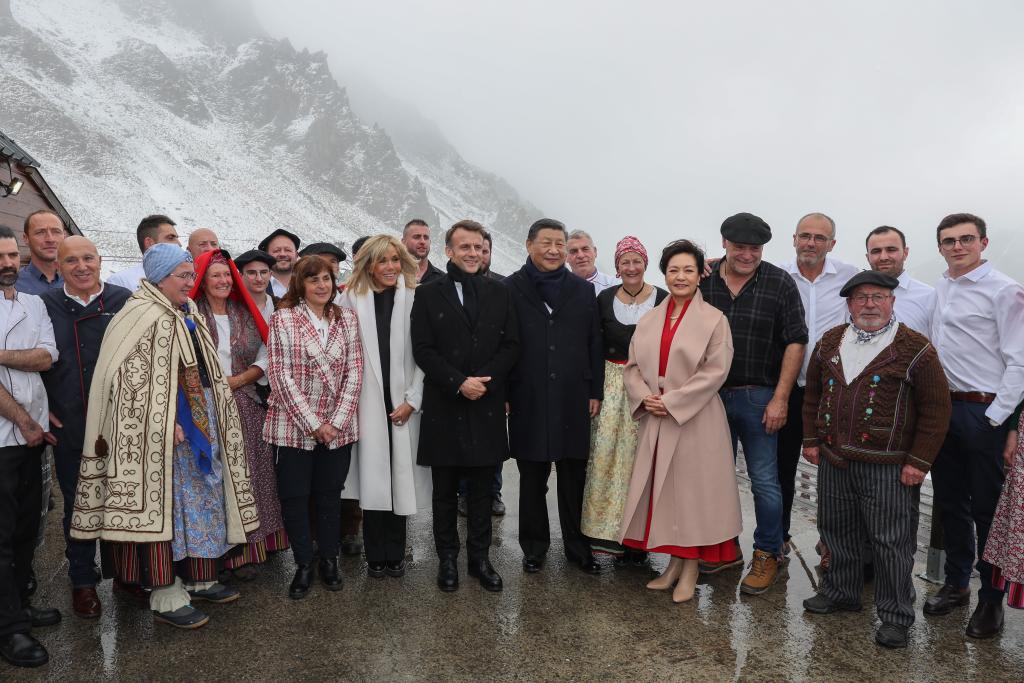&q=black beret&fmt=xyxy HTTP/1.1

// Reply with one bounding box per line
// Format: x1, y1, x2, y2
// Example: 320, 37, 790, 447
720, 212, 772, 246
299, 241, 347, 262
351, 236, 370, 257
839, 270, 900, 298
257, 228, 300, 252
234, 249, 275, 270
